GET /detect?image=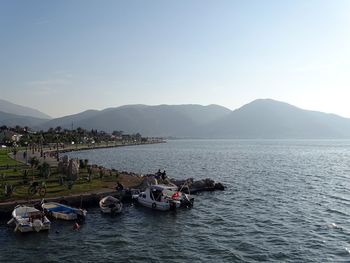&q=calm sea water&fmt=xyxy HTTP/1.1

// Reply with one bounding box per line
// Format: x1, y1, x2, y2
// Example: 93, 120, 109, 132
2, 139, 350, 262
